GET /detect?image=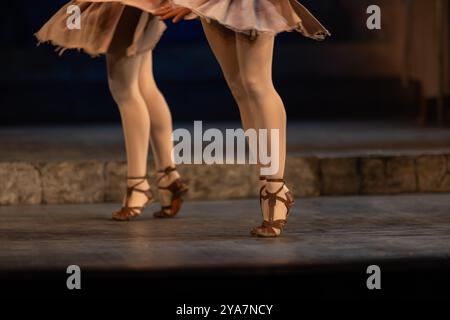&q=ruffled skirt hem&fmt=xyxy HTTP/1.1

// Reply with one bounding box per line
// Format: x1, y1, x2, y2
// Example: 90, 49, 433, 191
35, 1, 167, 57
173, 0, 330, 40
